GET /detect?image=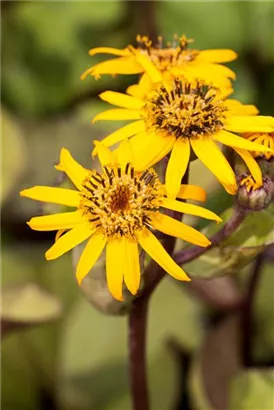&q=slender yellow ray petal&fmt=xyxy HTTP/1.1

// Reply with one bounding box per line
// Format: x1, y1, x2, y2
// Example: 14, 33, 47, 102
152, 214, 211, 247
175, 184, 206, 202
115, 138, 133, 168
88, 47, 131, 57
20, 186, 80, 207
99, 91, 145, 110
93, 140, 116, 167
76, 232, 107, 285
127, 73, 152, 99
106, 239, 124, 301
55, 229, 67, 242
90, 57, 143, 77
165, 137, 190, 199
134, 50, 163, 83
234, 148, 263, 186
213, 130, 274, 153
190, 138, 237, 194
123, 238, 140, 296
160, 197, 221, 222
27, 210, 83, 231
45, 225, 93, 260
131, 132, 175, 171
224, 116, 274, 133
225, 100, 259, 116
186, 62, 236, 80
92, 121, 145, 157
56, 148, 89, 190
197, 49, 238, 63
136, 228, 190, 281
92, 109, 142, 123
